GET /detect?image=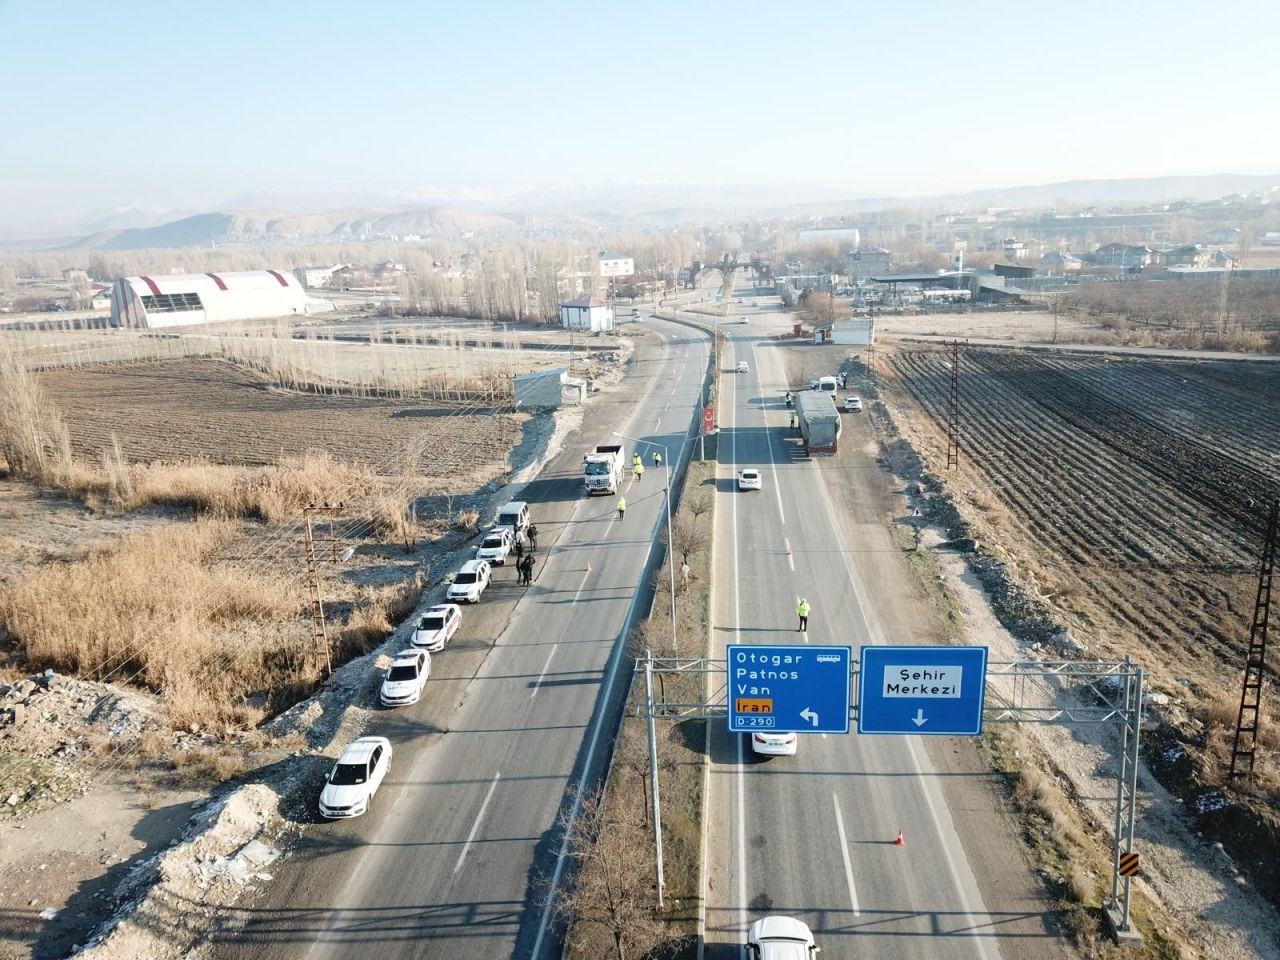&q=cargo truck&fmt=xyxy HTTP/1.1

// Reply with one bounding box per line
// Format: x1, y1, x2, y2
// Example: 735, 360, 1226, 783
795, 391, 841, 455
583, 443, 625, 494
